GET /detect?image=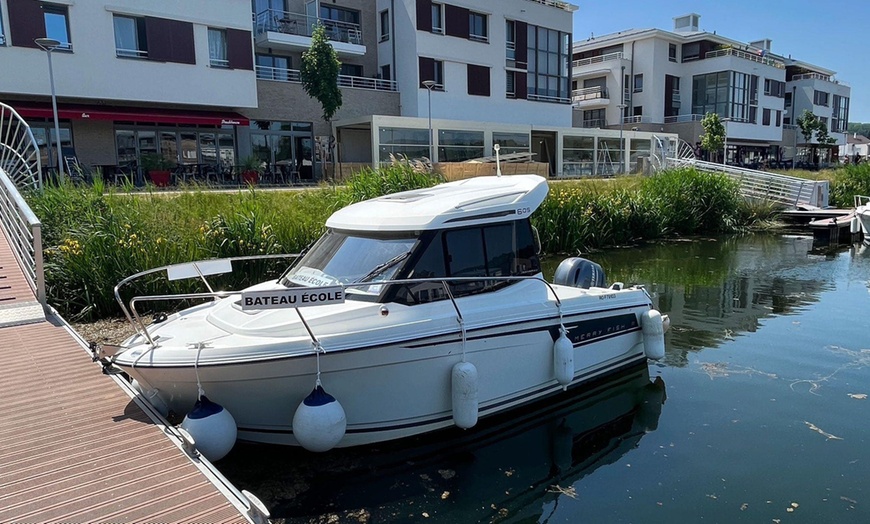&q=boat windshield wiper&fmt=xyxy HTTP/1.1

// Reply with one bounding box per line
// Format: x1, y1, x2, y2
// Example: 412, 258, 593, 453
356, 252, 411, 283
